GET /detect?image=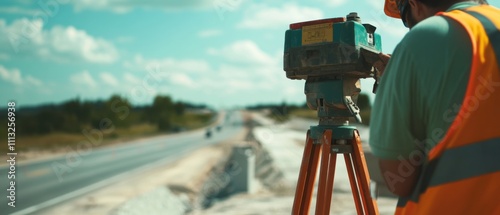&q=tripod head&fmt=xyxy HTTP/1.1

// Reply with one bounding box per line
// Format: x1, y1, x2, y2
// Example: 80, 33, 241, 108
283, 12, 382, 126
